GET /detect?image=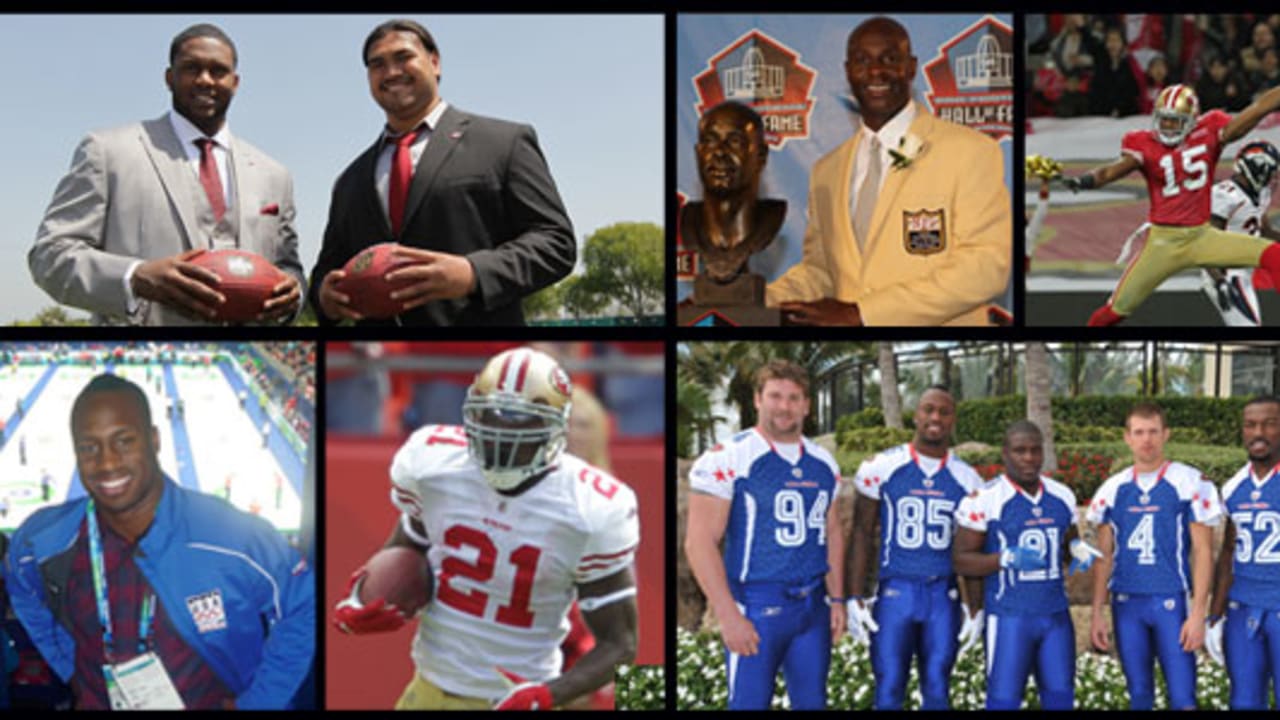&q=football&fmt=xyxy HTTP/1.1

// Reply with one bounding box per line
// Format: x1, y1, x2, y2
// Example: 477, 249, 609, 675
189, 249, 285, 323
336, 243, 416, 319
358, 546, 434, 617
